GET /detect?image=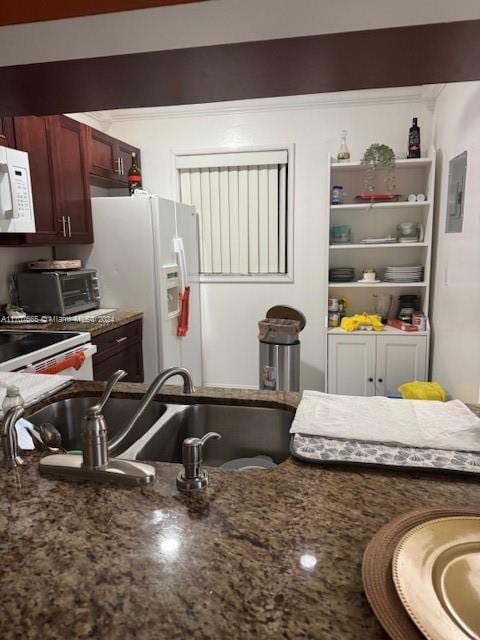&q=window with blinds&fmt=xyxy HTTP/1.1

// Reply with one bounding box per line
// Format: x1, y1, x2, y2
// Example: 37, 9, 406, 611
176, 149, 289, 277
